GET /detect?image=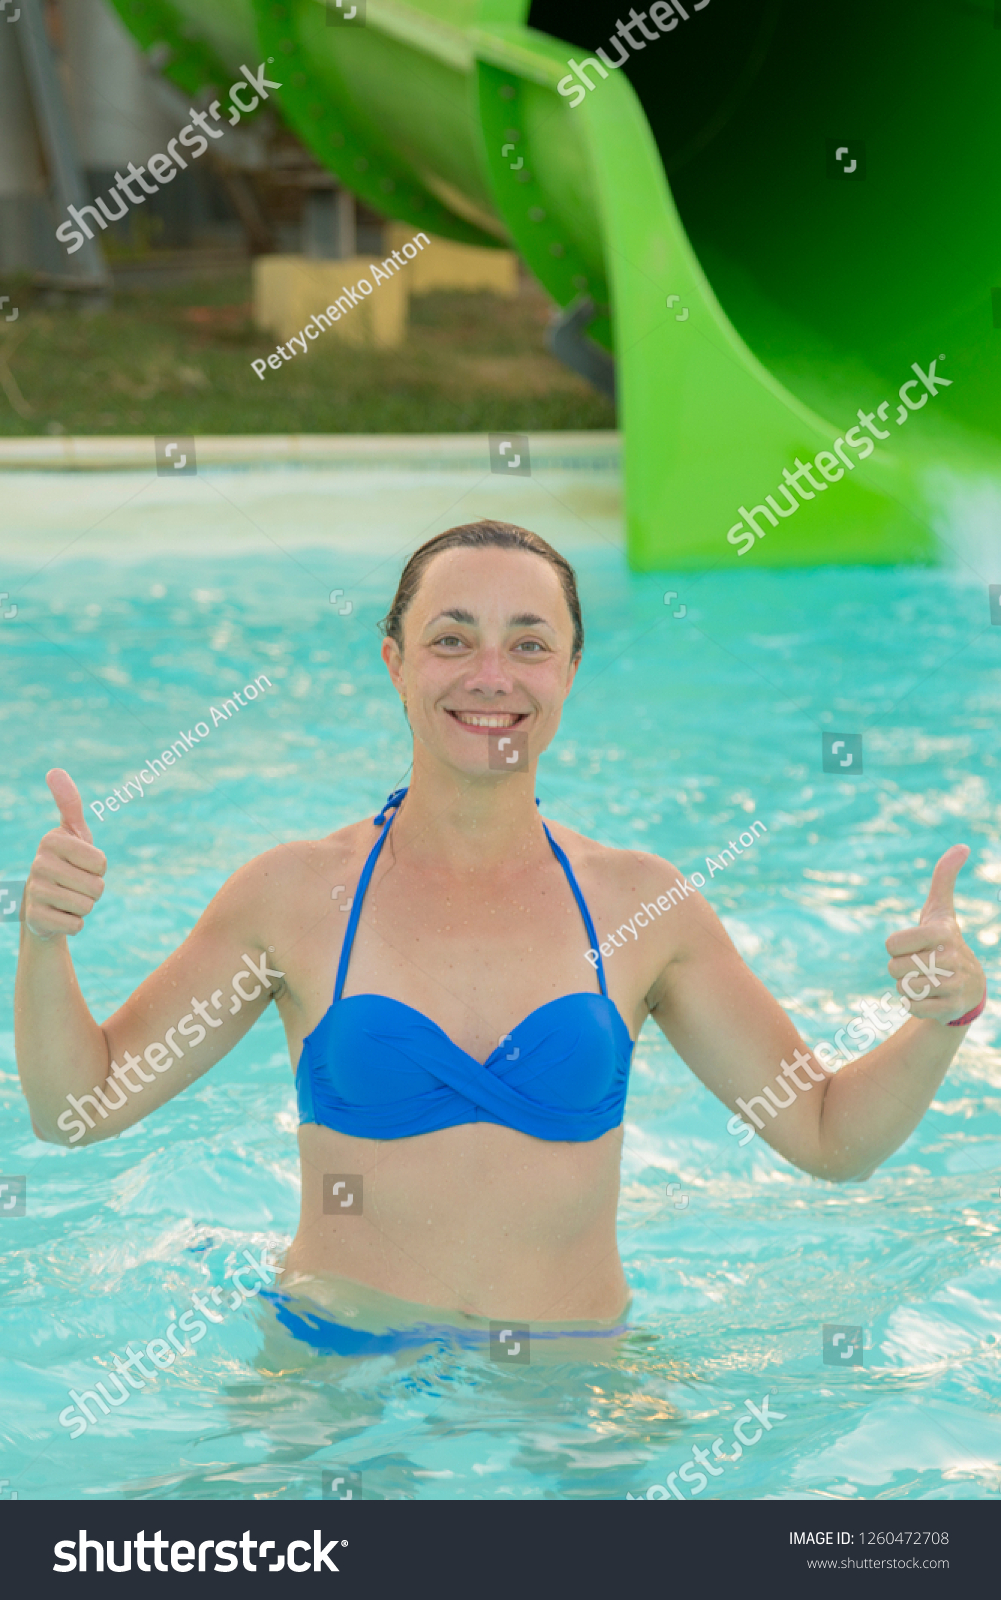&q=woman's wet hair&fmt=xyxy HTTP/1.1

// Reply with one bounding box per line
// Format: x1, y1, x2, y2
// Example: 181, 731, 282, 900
379, 520, 584, 659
